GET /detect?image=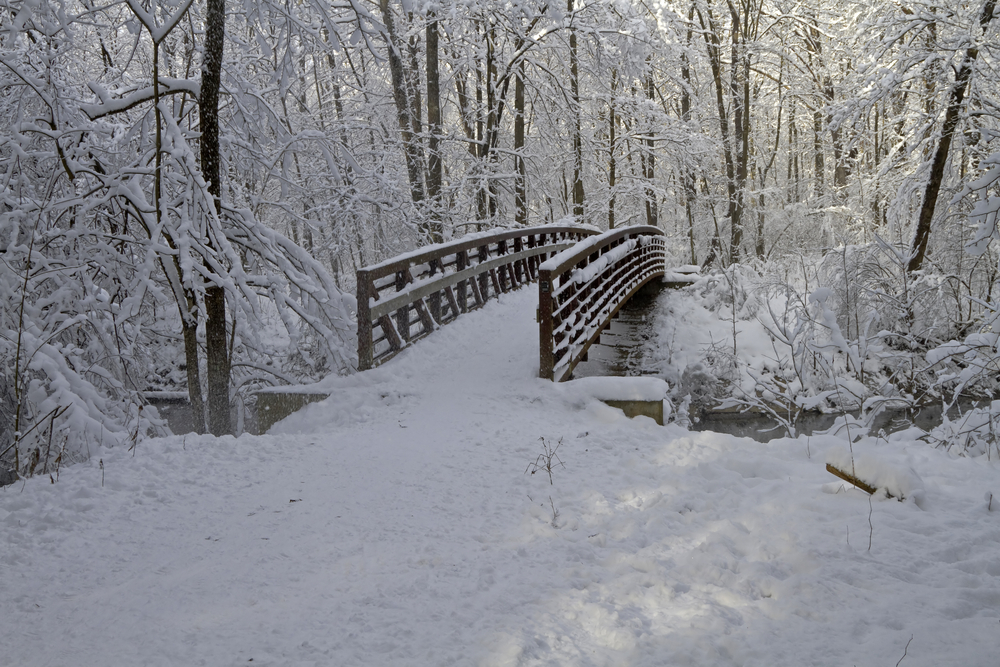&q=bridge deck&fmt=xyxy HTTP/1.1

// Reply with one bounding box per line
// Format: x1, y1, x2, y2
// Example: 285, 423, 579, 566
257, 273, 688, 430
571, 279, 666, 380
